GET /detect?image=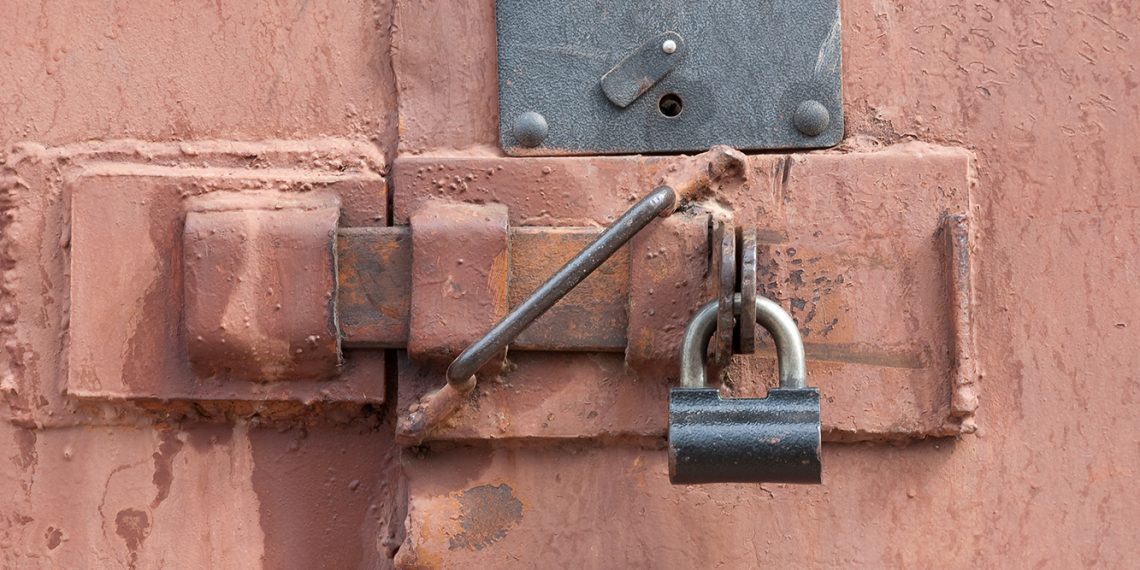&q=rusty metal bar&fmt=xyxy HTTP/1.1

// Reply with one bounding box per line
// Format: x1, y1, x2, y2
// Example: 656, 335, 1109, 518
336, 227, 633, 352
444, 186, 677, 385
